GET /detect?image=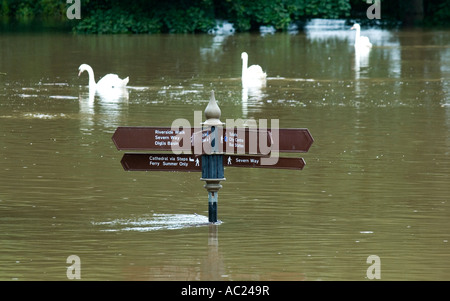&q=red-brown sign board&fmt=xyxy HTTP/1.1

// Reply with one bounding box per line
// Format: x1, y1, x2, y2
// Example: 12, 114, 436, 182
120, 153, 306, 171
112, 127, 313, 154
121, 153, 202, 172
224, 155, 306, 170
112, 127, 191, 152
277, 128, 314, 153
